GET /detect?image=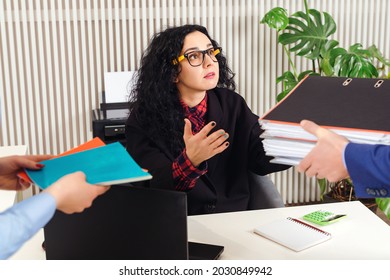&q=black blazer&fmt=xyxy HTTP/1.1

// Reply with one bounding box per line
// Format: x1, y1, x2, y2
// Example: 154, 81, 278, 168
126, 88, 289, 215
